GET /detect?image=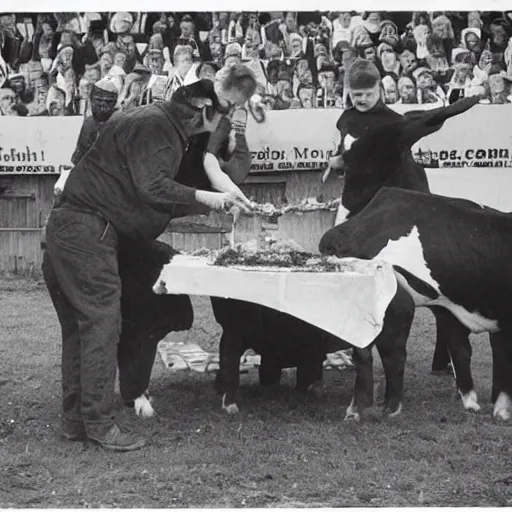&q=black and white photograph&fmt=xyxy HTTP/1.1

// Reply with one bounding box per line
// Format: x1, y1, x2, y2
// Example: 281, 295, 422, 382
0, 0, 511, 507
